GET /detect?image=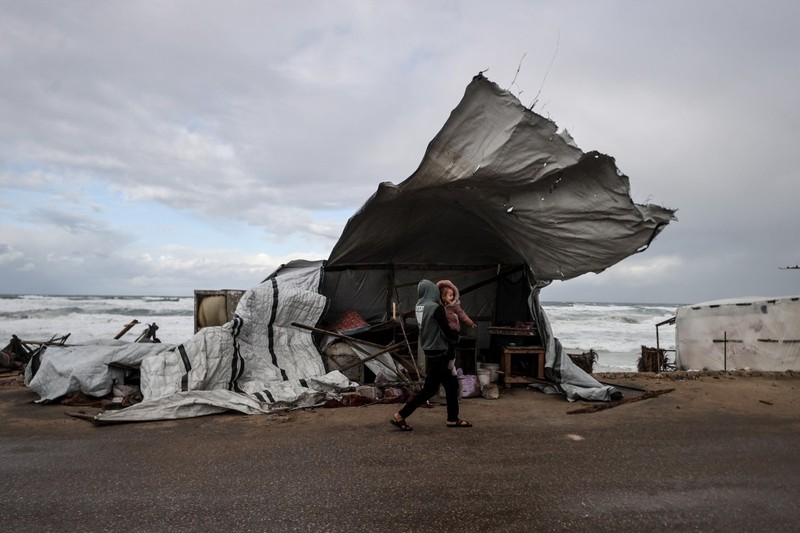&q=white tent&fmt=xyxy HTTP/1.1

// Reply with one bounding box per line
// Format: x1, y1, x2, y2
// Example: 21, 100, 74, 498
675, 295, 800, 371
